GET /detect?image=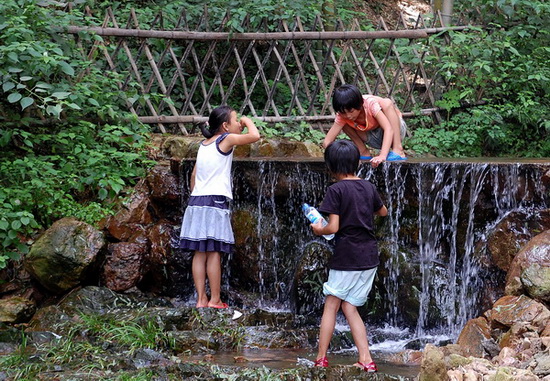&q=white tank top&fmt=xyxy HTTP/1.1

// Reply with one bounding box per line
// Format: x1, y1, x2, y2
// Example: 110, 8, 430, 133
191, 133, 234, 199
